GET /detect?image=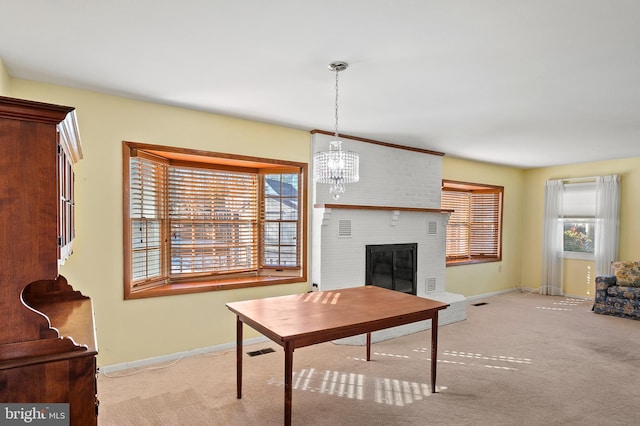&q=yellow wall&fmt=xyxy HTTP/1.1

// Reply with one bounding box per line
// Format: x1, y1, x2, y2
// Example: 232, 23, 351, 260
563, 259, 596, 298
0, 59, 10, 95
443, 156, 640, 299
520, 157, 640, 295
7, 70, 640, 366
10, 78, 310, 367
442, 157, 525, 297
